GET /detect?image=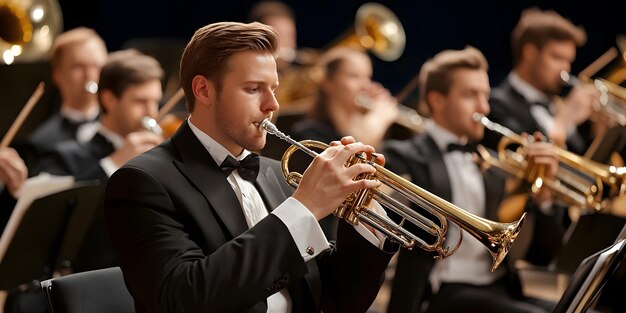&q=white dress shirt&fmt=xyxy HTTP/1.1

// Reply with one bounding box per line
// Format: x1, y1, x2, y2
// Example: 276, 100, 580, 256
508, 72, 576, 137
426, 122, 505, 291
60, 106, 100, 144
